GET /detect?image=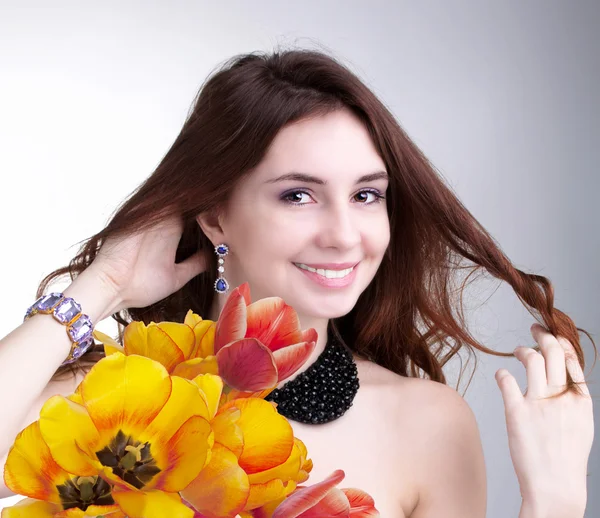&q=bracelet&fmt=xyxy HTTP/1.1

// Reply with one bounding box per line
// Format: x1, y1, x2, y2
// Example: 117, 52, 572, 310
24, 292, 94, 365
